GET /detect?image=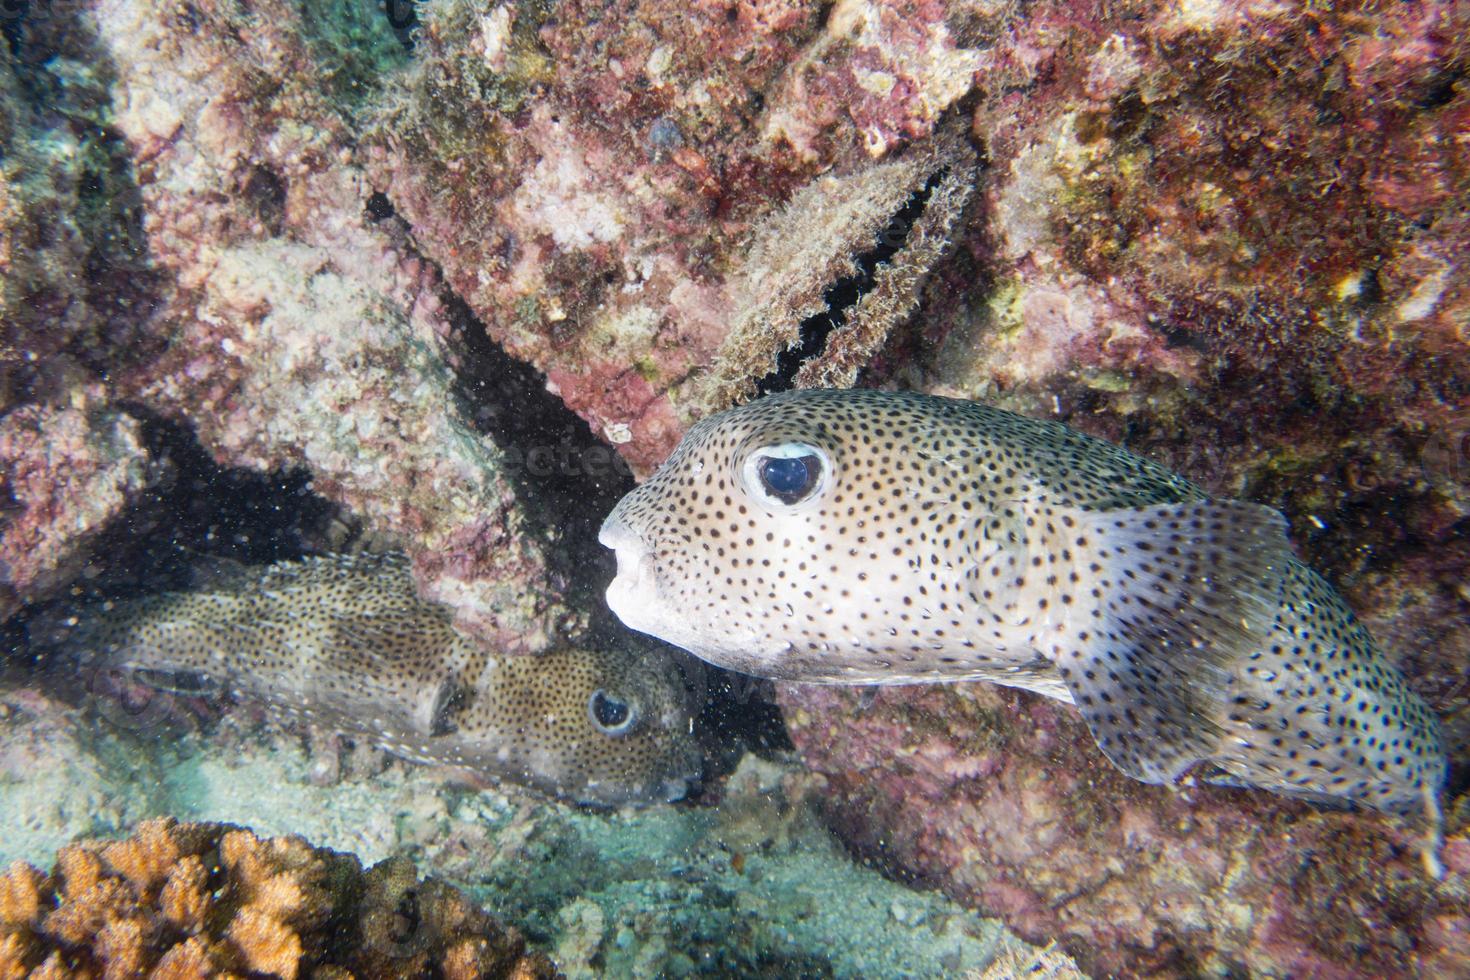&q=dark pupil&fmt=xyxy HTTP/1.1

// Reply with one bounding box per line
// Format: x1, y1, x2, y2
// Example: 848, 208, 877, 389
759, 455, 817, 502
592, 691, 630, 728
